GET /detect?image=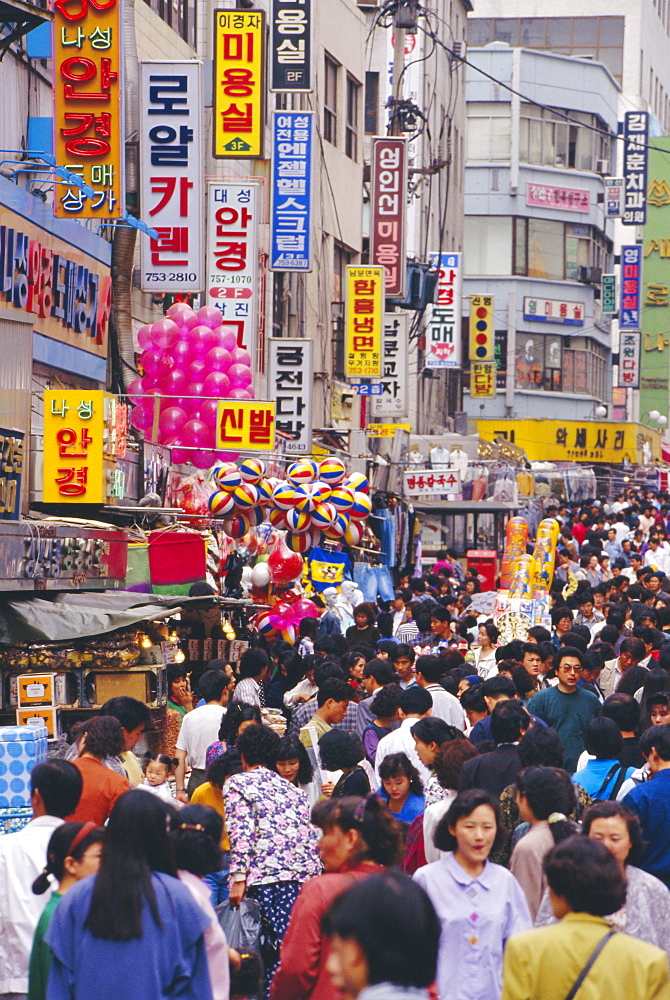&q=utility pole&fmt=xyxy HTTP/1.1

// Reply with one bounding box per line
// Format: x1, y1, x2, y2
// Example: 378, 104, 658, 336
389, 0, 418, 136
